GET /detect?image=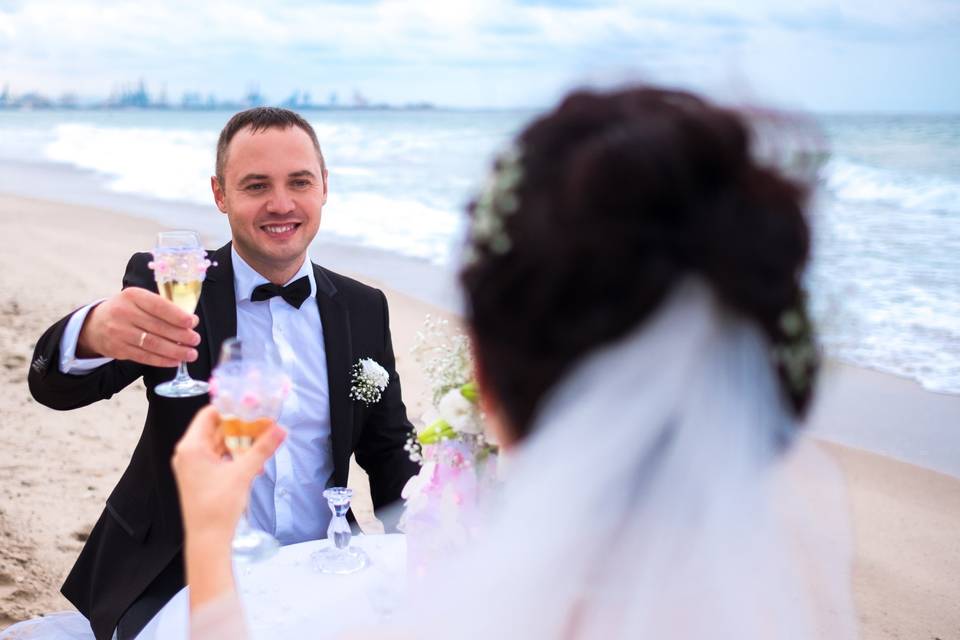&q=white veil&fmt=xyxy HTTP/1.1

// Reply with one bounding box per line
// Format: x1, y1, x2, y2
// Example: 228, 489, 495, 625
415, 279, 857, 639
